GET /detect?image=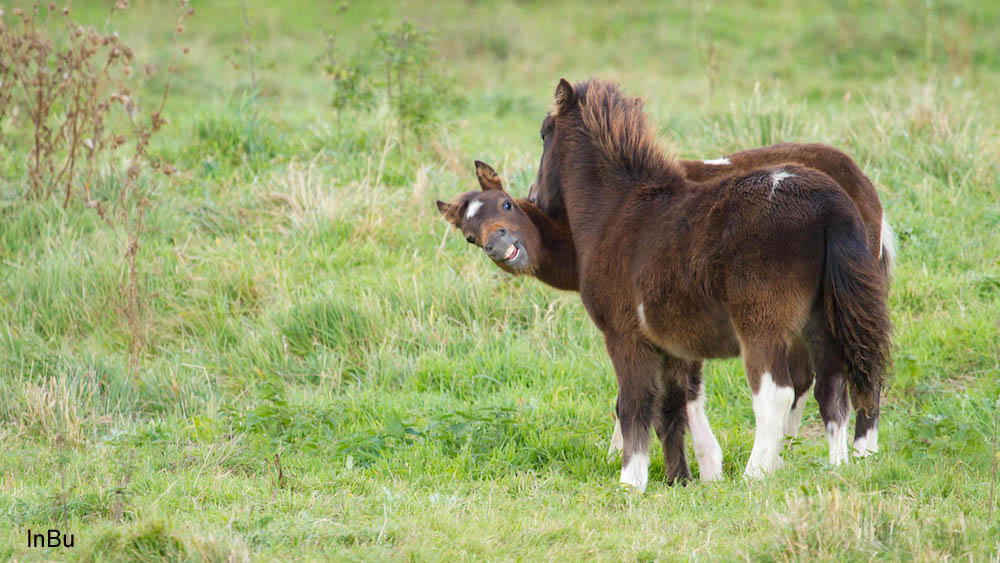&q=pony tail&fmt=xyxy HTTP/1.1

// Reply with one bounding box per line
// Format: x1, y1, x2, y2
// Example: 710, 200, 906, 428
822, 213, 892, 411
878, 215, 898, 279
